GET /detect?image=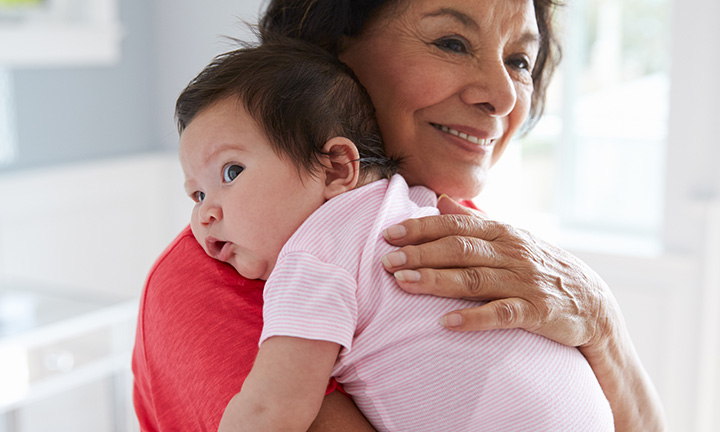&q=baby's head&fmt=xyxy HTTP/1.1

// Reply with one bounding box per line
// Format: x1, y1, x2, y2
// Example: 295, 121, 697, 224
176, 34, 398, 183
177, 35, 398, 280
